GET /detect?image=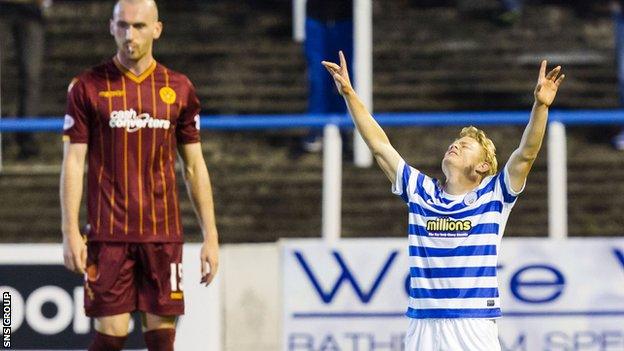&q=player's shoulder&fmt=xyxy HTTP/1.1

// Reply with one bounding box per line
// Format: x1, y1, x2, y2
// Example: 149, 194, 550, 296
401, 159, 425, 178
67, 60, 115, 93
157, 62, 195, 87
